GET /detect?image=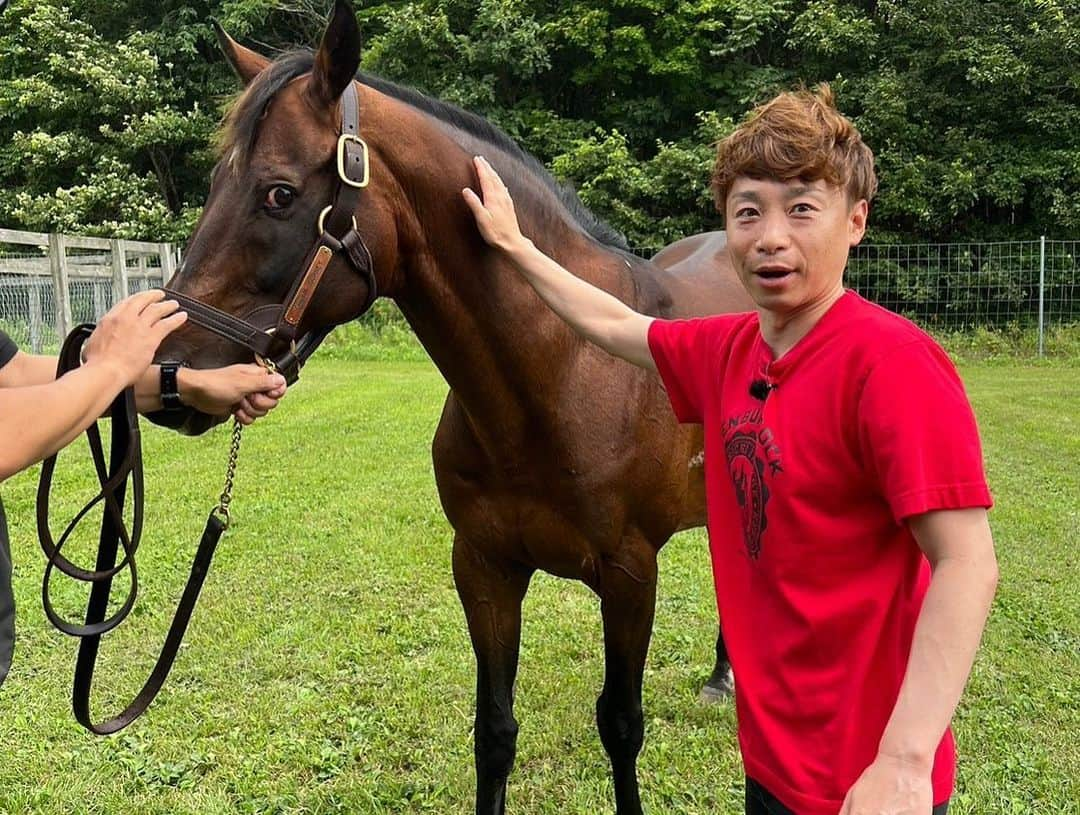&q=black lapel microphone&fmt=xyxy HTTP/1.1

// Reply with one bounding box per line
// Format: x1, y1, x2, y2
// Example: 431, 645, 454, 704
749, 379, 776, 401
